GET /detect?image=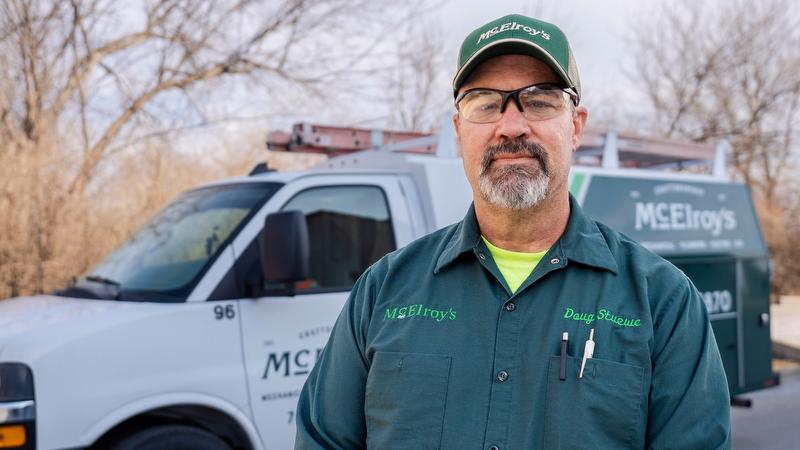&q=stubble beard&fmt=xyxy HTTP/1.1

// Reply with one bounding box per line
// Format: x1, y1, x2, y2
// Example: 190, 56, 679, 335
477, 139, 551, 210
